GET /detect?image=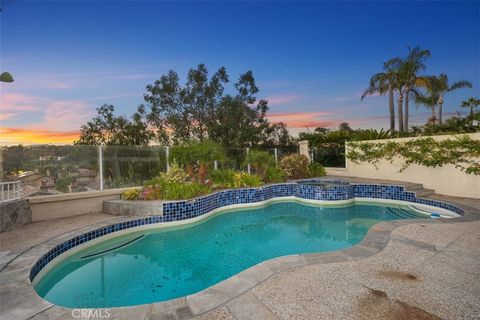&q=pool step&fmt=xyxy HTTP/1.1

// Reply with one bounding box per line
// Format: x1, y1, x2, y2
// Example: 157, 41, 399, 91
387, 207, 421, 219
404, 183, 435, 197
